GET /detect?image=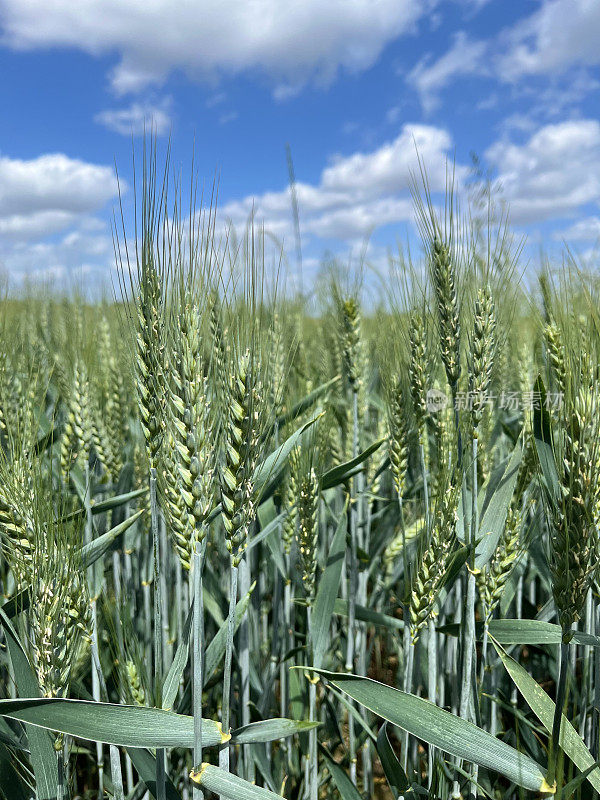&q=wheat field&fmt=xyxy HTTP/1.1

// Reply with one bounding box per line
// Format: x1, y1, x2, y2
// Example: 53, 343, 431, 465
0, 154, 599, 800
